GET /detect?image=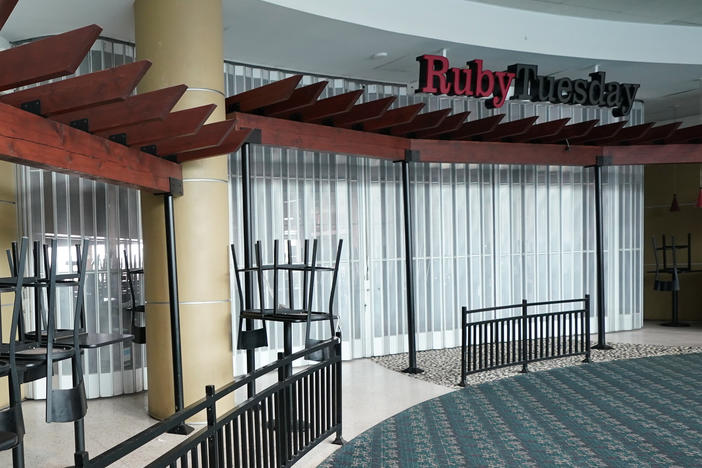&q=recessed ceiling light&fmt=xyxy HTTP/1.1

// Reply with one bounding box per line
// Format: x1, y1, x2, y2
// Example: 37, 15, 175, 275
371, 52, 389, 59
